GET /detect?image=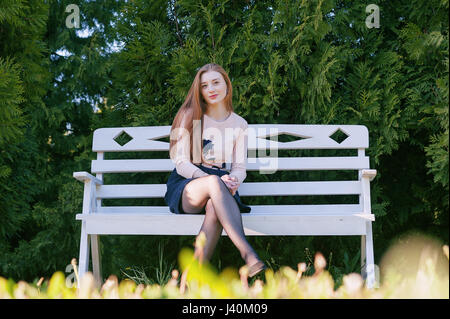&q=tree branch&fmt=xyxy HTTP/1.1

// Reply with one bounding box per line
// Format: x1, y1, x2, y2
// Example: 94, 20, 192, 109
169, 0, 184, 47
